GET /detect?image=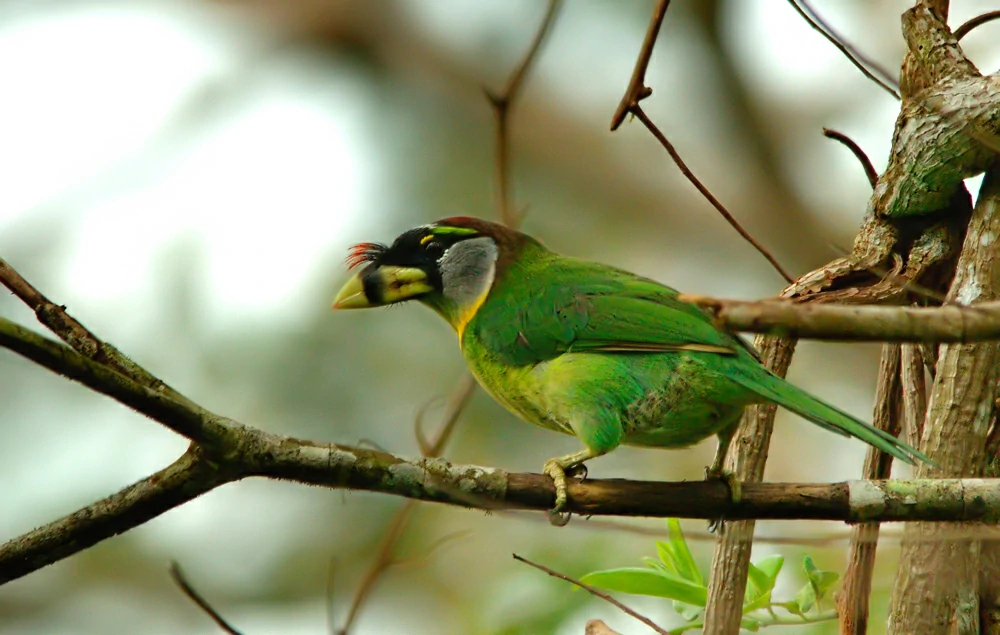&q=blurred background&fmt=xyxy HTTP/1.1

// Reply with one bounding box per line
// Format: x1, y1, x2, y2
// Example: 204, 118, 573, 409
1, 1, 999, 633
